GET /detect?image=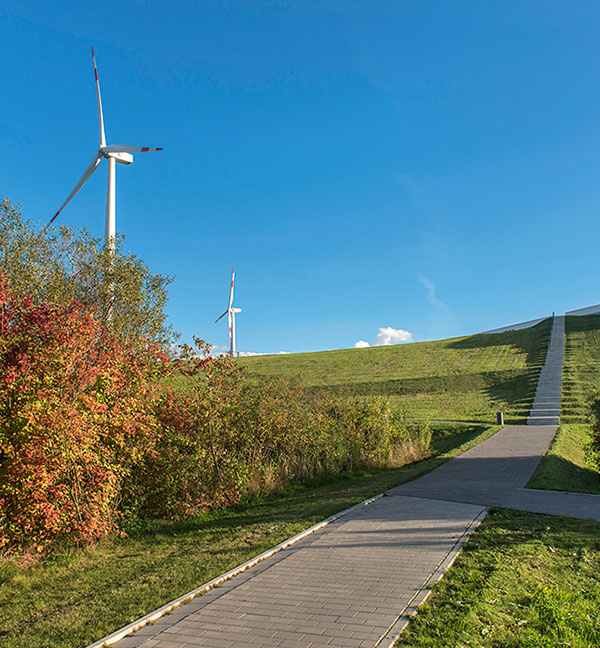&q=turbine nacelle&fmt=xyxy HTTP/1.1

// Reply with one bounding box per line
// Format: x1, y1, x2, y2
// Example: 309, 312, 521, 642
104, 150, 134, 165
